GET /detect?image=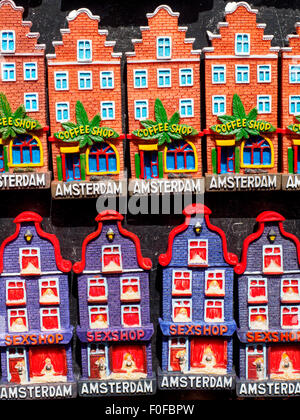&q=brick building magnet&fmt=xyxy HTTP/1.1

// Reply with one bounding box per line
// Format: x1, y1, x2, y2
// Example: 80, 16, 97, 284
203, 2, 281, 192
47, 8, 125, 199
74, 210, 155, 397
0, 212, 75, 400
157, 204, 237, 391
236, 211, 300, 398
126, 5, 203, 196
0, 0, 50, 190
